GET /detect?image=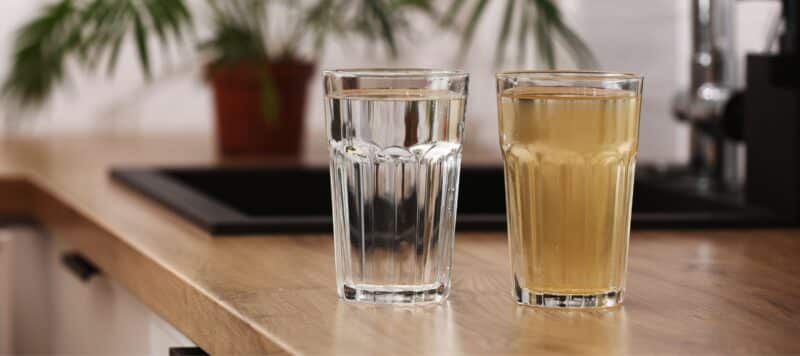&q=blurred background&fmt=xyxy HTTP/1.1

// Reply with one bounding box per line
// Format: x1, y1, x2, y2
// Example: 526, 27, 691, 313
2, 2, 800, 354
0, 0, 781, 164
